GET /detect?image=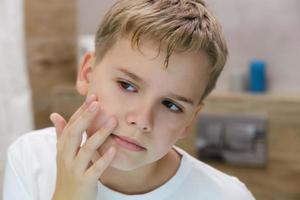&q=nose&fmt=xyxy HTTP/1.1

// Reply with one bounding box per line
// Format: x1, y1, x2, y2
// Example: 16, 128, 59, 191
129, 121, 151, 132
126, 103, 154, 133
